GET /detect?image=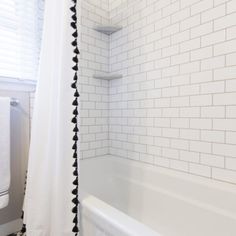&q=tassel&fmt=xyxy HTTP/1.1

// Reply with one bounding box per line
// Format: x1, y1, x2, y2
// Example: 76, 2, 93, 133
73, 159, 78, 167
72, 142, 77, 150
73, 125, 79, 132
72, 40, 77, 47
72, 197, 79, 205
72, 64, 78, 71
72, 31, 78, 38
73, 178, 79, 186
72, 225, 79, 233
73, 134, 78, 141
73, 169, 78, 176
73, 56, 78, 63
71, 22, 77, 29
21, 224, 26, 233
72, 188, 78, 195
72, 14, 77, 22
72, 99, 78, 106
72, 39, 77, 47
73, 177, 78, 185
72, 206, 78, 214
73, 107, 78, 116
70, 6, 76, 13
73, 215, 78, 224
74, 90, 80, 97
74, 47, 80, 54
71, 81, 77, 89
71, 117, 77, 124
73, 73, 78, 81
73, 135, 78, 142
